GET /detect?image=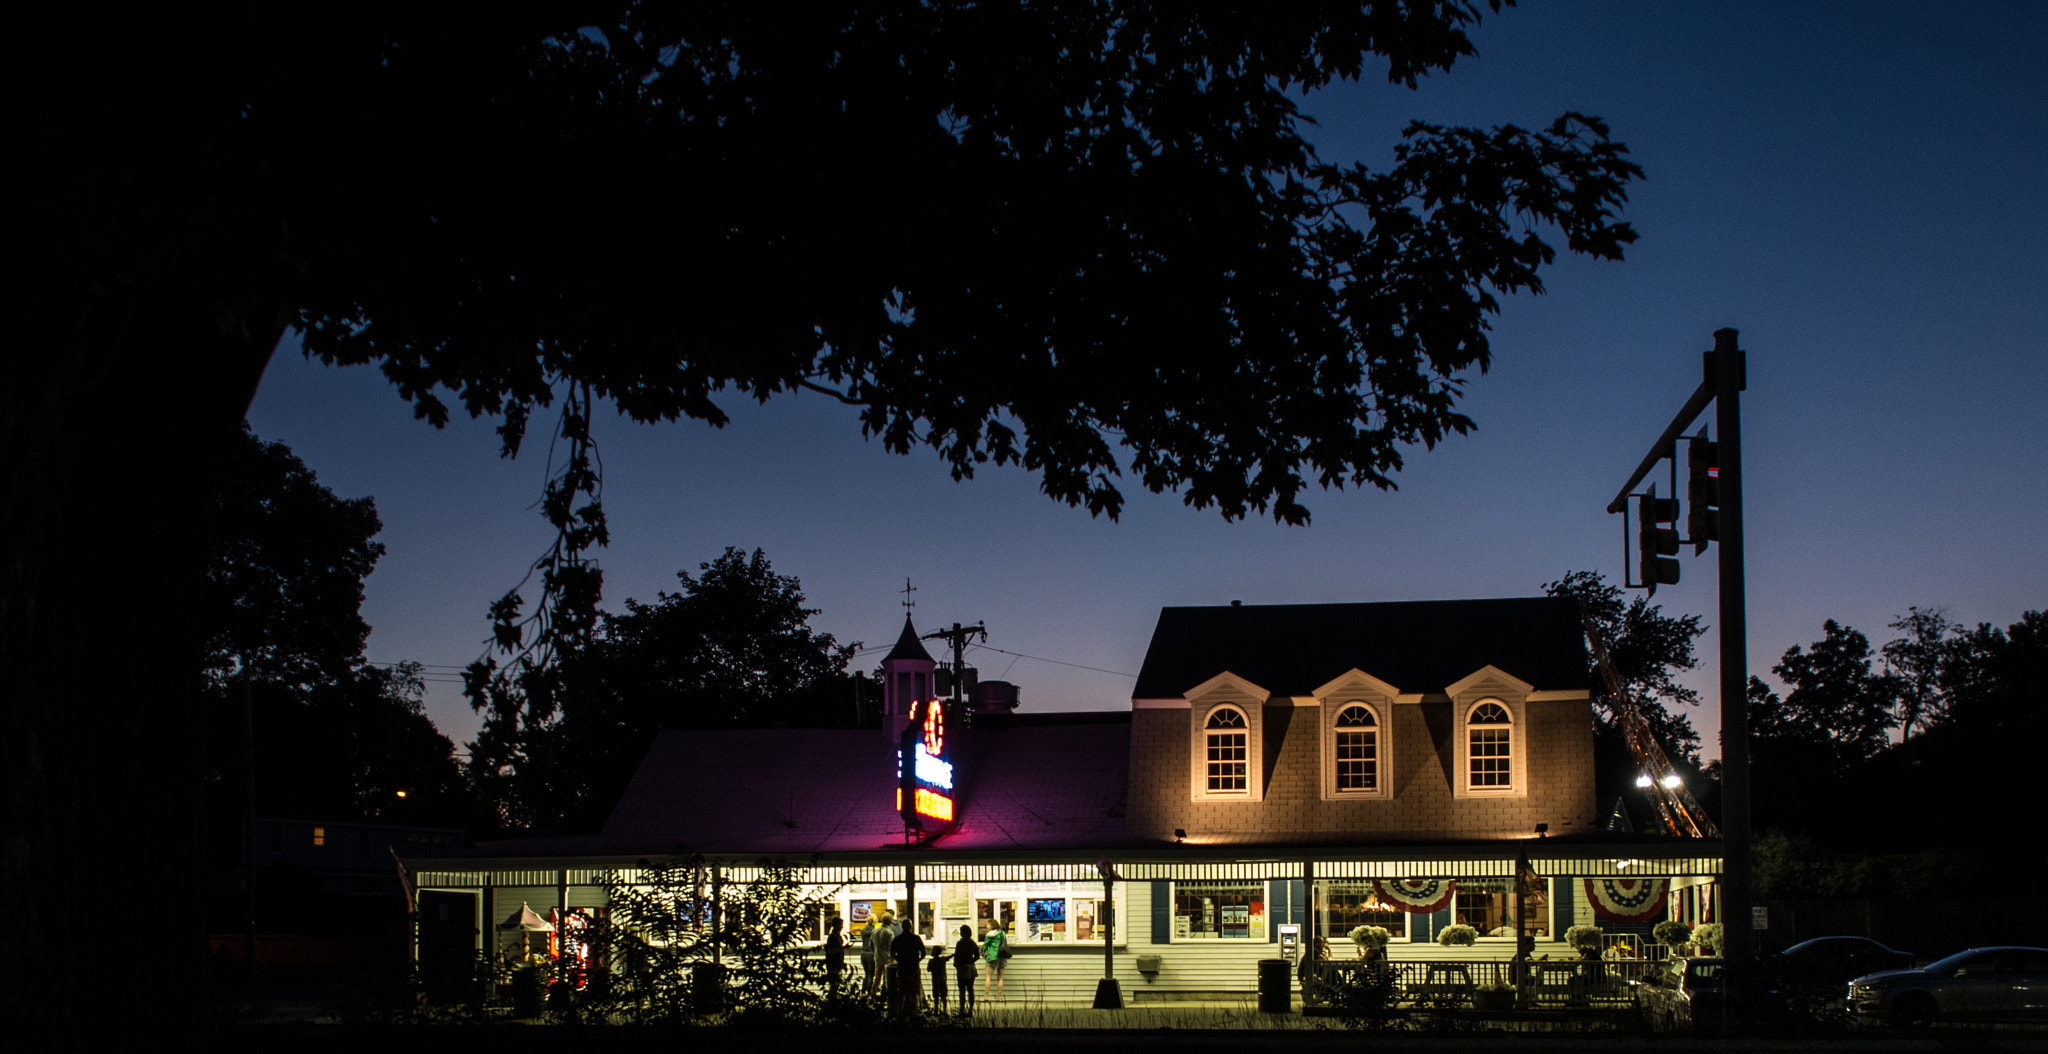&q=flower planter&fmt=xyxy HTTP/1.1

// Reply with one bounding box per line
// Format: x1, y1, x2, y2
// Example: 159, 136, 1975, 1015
1473, 989, 1515, 1012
